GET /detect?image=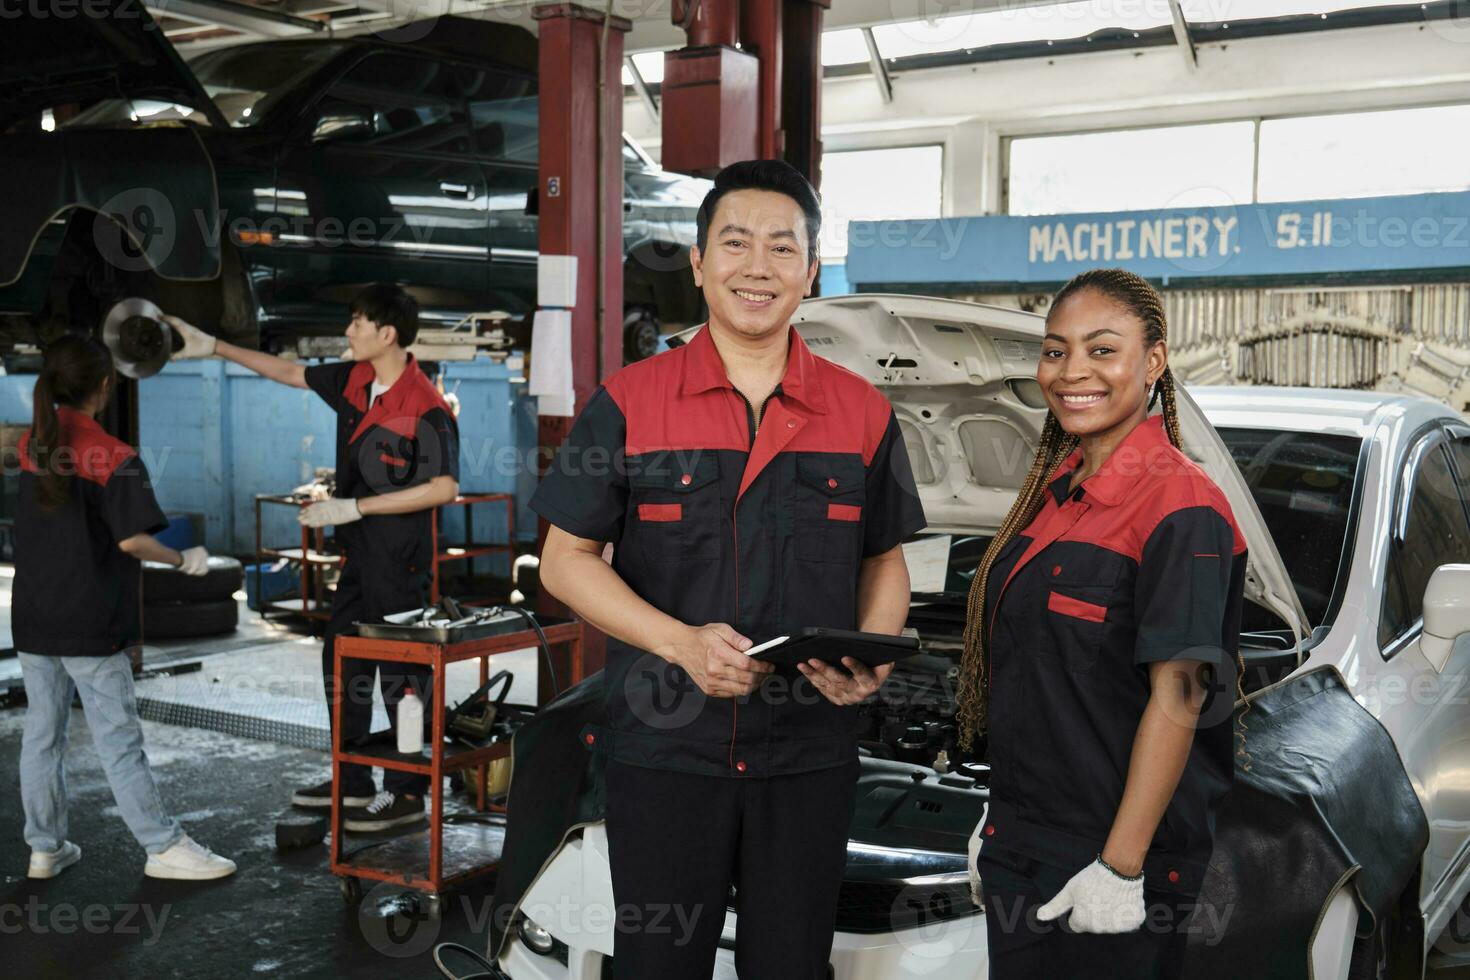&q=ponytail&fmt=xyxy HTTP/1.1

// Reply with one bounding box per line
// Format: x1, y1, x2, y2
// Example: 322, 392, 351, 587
30, 370, 69, 508
27, 335, 116, 511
